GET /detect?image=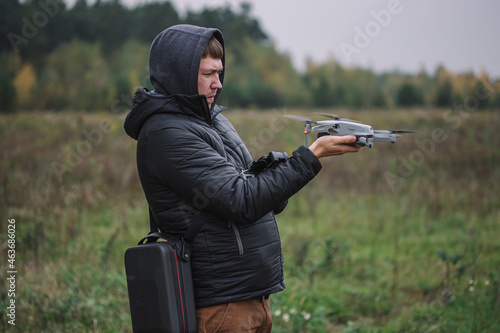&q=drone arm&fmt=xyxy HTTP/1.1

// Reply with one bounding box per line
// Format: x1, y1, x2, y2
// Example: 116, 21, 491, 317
373, 134, 397, 143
